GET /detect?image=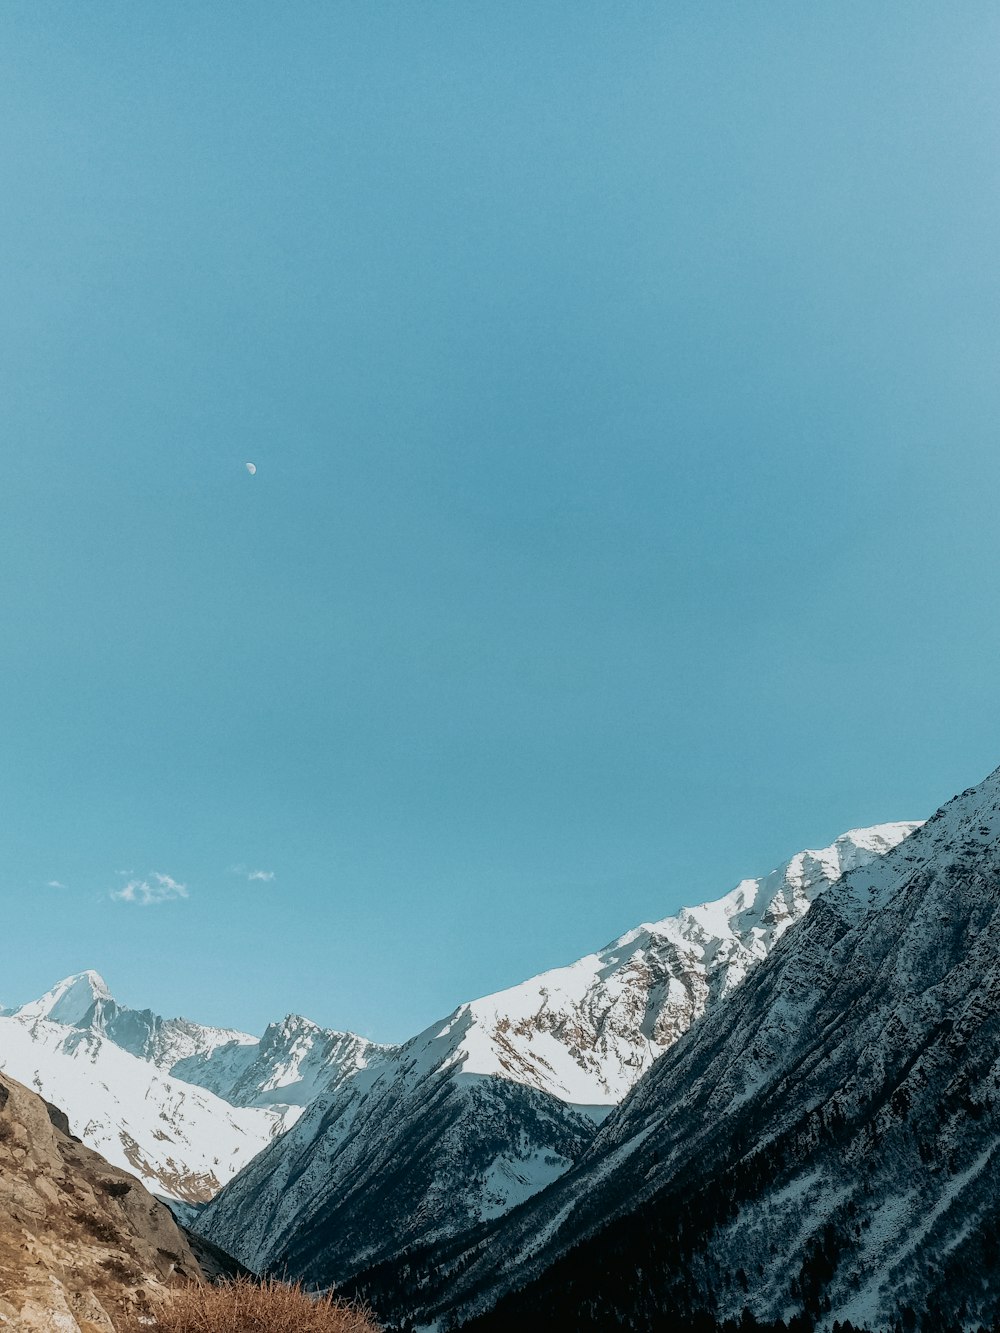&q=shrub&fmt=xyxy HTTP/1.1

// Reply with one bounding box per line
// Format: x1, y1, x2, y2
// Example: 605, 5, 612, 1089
73, 1210, 120, 1244
101, 1255, 143, 1285
141, 1275, 380, 1333
101, 1178, 133, 1199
